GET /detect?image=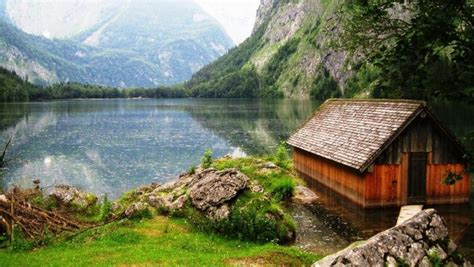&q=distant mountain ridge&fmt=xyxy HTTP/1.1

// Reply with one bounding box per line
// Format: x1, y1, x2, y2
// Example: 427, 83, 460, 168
0, 0, 234, 87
